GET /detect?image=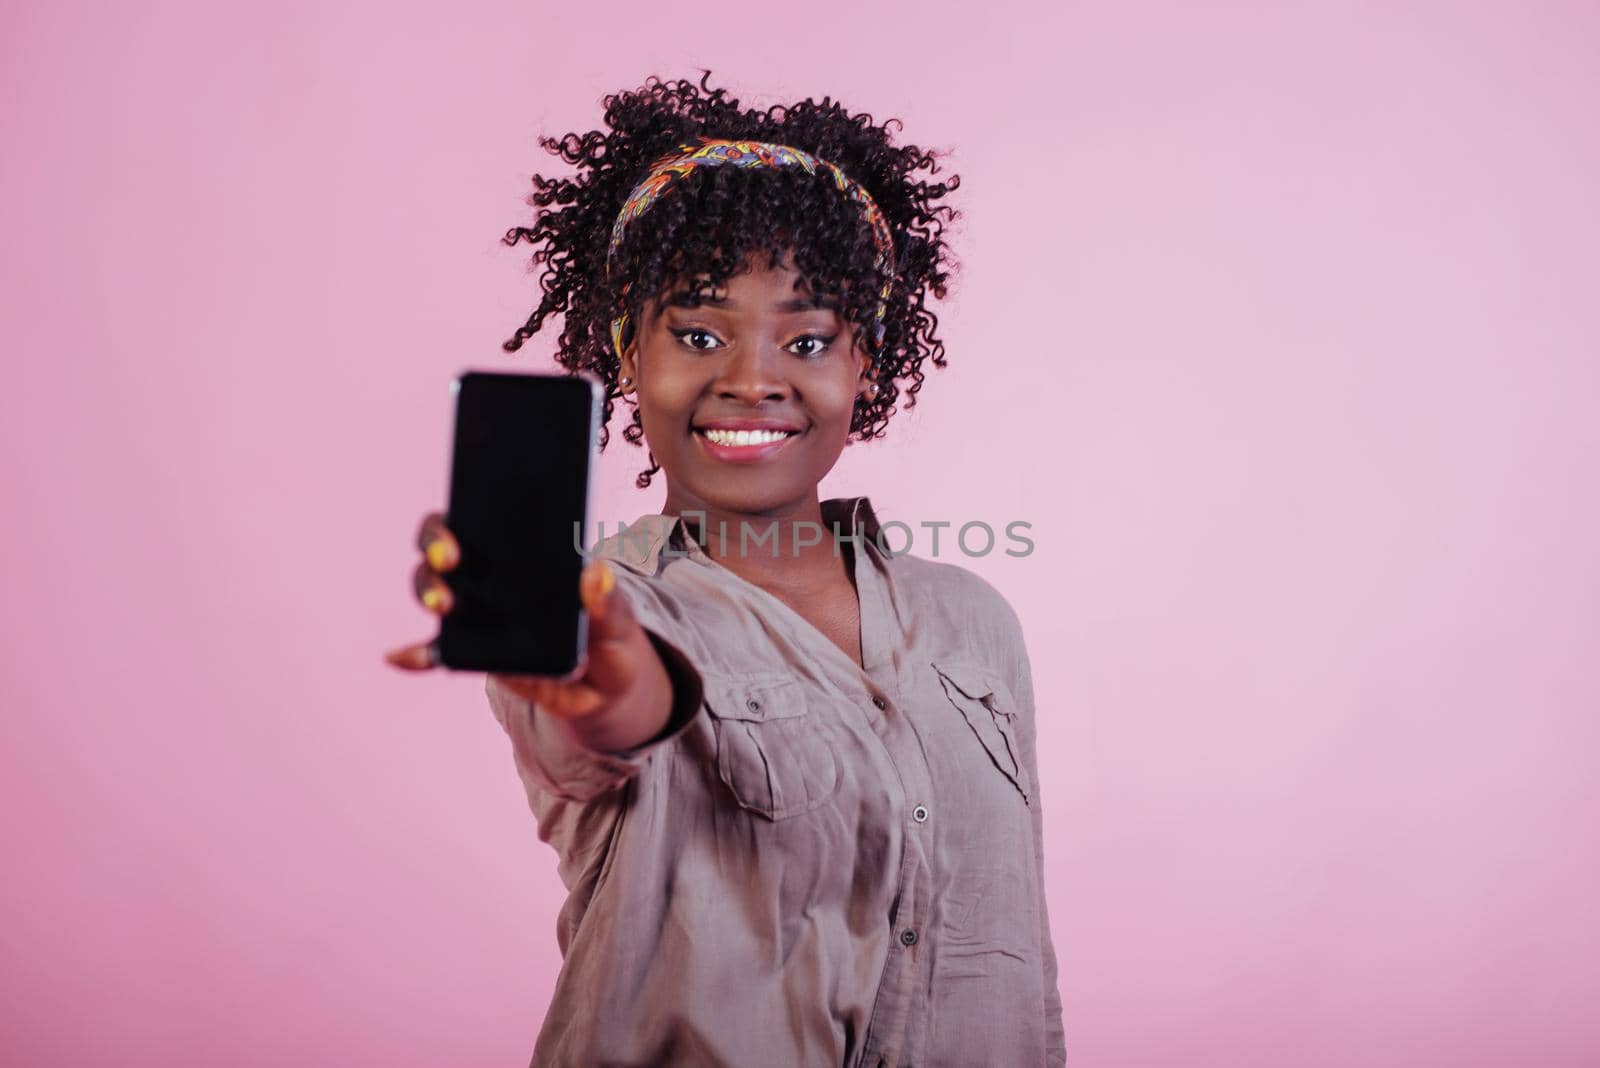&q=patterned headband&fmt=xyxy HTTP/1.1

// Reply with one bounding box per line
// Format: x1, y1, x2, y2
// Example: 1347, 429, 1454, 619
605, 138, 895, 368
